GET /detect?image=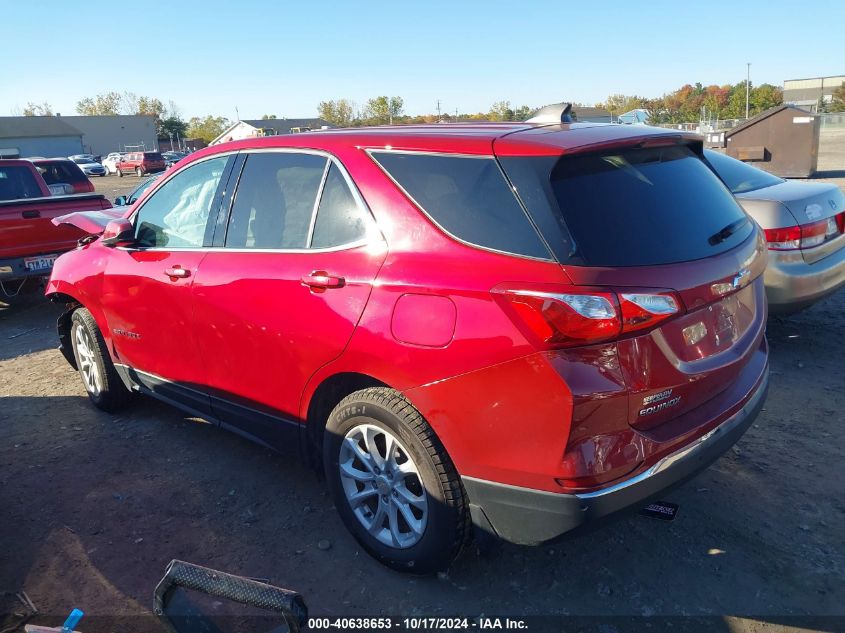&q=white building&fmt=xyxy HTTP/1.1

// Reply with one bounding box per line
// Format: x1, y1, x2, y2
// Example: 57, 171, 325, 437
210, 118, 332, 145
